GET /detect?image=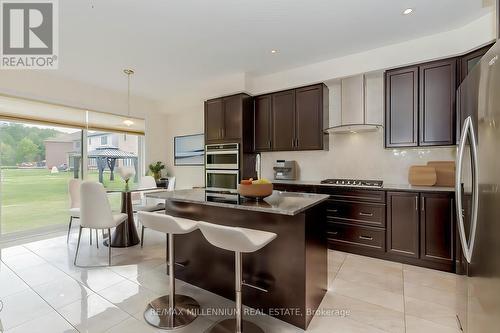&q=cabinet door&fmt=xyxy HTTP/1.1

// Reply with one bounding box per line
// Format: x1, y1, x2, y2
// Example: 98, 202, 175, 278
272, 90, 296, 151
295, 85, 323, 150
420, 193, 454, 266
205, 99, 223, 142
459, 43, 493, 83
222, 95, 242, 141
254, 95, 272, 151
419, 59, 456, 146
387, 192, 419, 258
457, 43, 492, 143
385, 67, 419, 147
